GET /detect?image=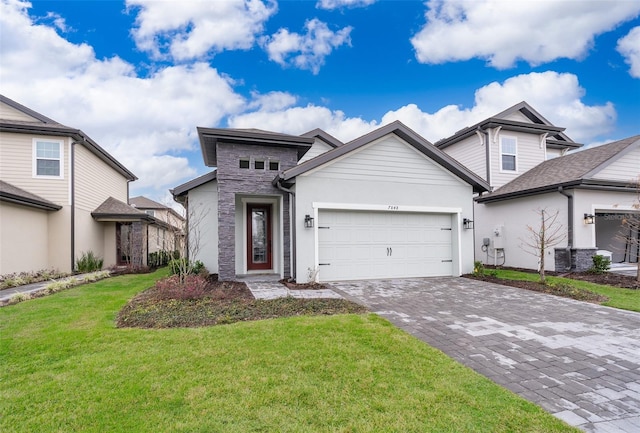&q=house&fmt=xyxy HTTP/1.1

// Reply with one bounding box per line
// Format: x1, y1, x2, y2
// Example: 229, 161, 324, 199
436, 101, 639, 272
475, 135, 640, 271
0, 94, 151, 274
129, 196, 185, 257
172, 122, 490, 282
